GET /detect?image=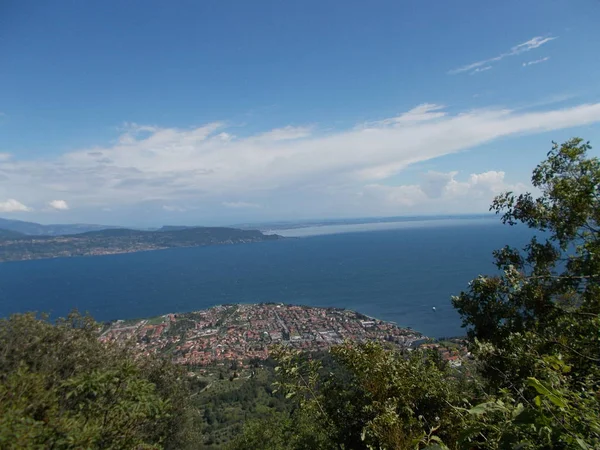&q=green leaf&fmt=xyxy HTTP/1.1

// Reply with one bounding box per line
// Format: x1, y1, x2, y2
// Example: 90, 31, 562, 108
527, 378, 567, 408
511, 402, 525, 419
468, 401, 505, 416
